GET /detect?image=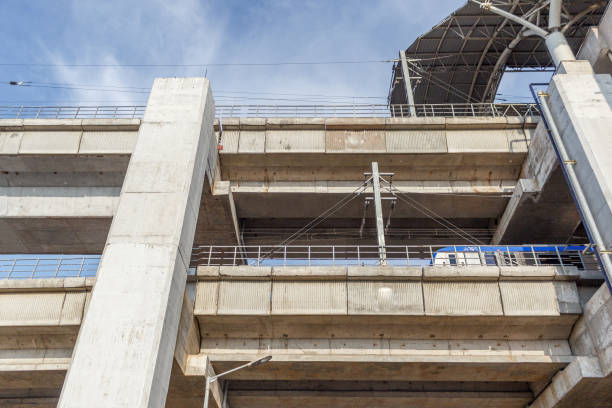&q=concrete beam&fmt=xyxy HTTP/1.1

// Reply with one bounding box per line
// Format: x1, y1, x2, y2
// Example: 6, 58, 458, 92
187, 338, 573, 382
493, 122, 580, 244
227, 390, 533, 408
